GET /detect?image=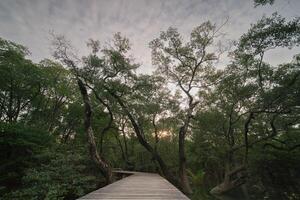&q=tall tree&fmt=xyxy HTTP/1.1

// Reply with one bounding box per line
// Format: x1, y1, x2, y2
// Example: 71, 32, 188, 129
209, 13, 300, 195
150, 22, 221, 194
0, 38, 43, 123
52, 35, 113, 184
